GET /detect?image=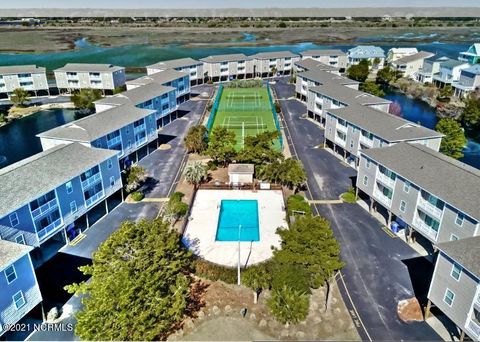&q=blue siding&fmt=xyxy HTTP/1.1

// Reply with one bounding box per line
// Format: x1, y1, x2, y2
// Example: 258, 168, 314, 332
56, 176, 86, 221
0, 255, 42, 329
99, 156, 122, 191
